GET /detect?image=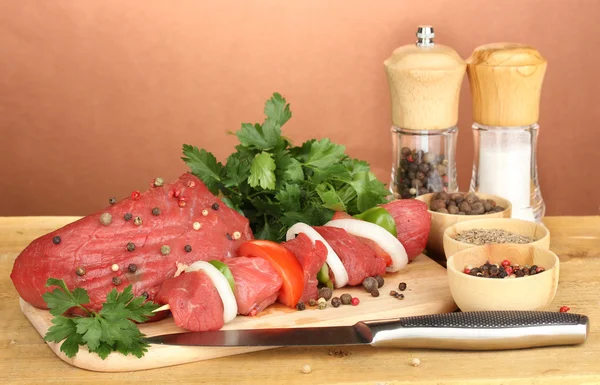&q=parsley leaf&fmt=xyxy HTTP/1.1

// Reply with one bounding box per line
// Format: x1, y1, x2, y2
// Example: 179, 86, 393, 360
42, 278, 159, 360
300, 139, 346, 168
181, 145, 223, 194
248, 152, 276, 190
